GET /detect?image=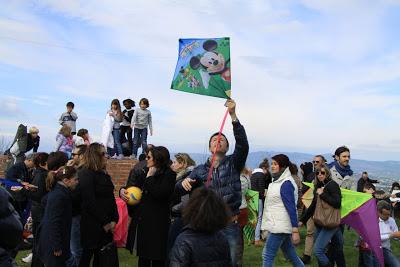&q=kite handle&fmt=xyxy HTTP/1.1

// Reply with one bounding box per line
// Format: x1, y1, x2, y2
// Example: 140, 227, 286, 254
206, 108, 230, 187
